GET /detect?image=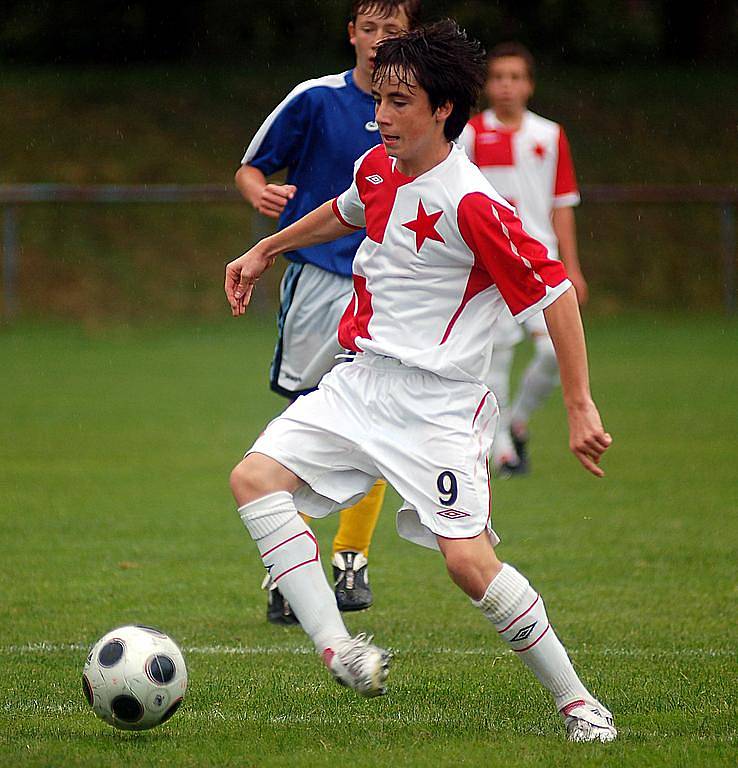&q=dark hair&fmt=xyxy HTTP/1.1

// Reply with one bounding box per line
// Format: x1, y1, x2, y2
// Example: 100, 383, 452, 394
488, 41, 535, 80
350, 0, 422, 29
372, 19, 486, 141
